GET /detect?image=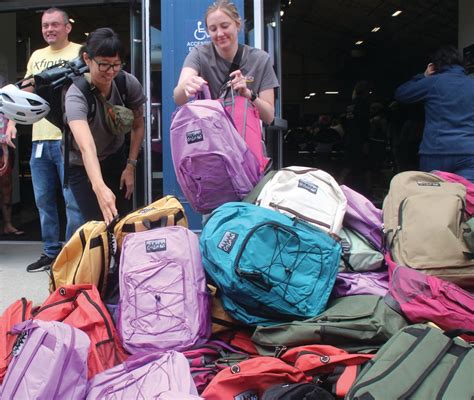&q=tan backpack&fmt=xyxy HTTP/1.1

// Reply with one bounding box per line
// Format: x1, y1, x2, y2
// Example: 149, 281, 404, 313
50, 220, 113, 297
383, 171, 474, 289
